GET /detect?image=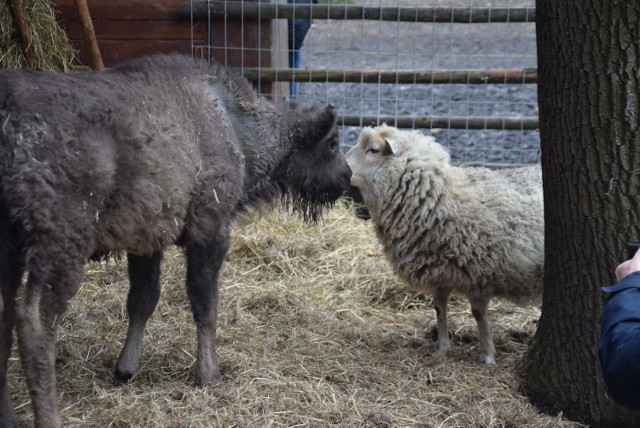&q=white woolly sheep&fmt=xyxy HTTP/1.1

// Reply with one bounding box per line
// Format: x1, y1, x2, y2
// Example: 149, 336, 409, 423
346, 124, 544, 365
